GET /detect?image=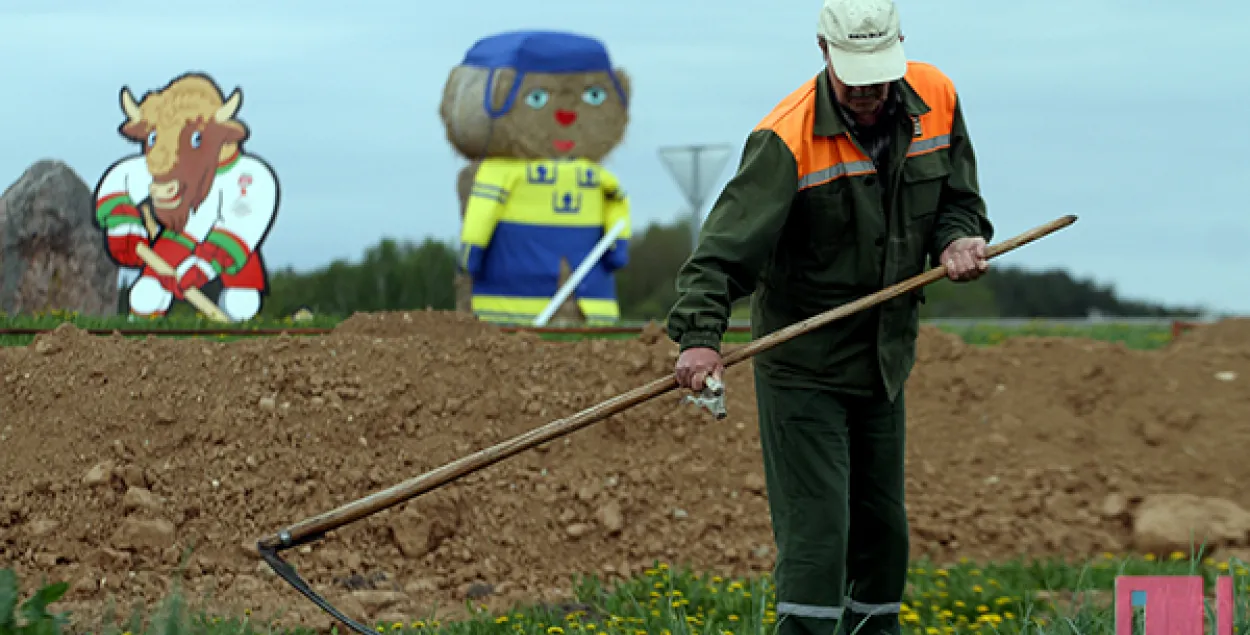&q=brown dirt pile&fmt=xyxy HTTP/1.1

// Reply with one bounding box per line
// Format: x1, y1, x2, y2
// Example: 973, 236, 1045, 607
3, 314, 1250, 628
